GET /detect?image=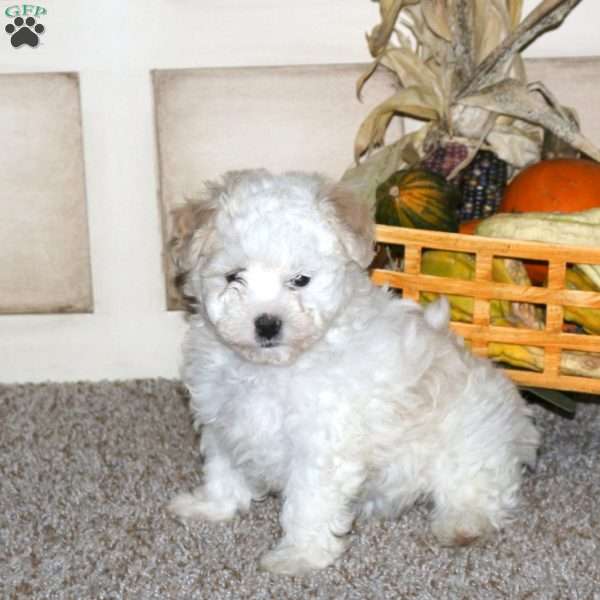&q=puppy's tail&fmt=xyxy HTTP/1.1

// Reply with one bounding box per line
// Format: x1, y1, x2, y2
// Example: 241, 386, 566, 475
424, 296, 451, 331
